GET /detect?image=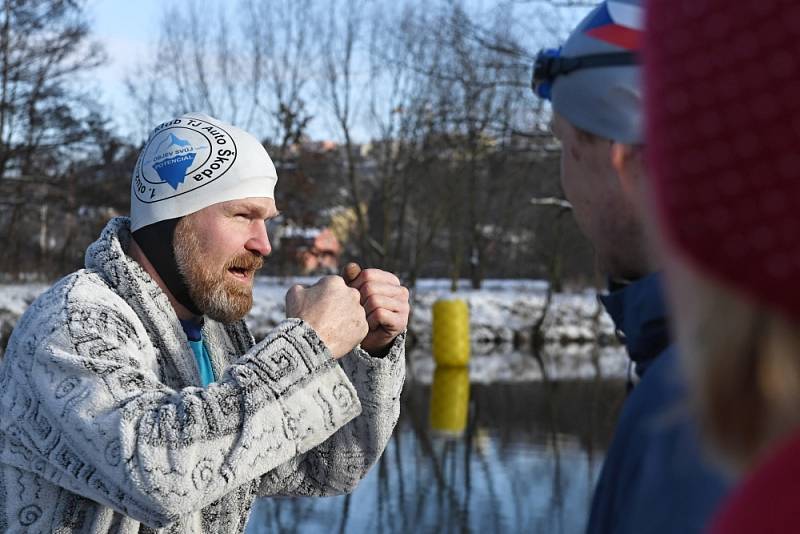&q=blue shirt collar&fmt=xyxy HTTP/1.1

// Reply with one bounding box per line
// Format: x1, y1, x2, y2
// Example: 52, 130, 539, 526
598, 272, 671, 378
179, 317, 204, 342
